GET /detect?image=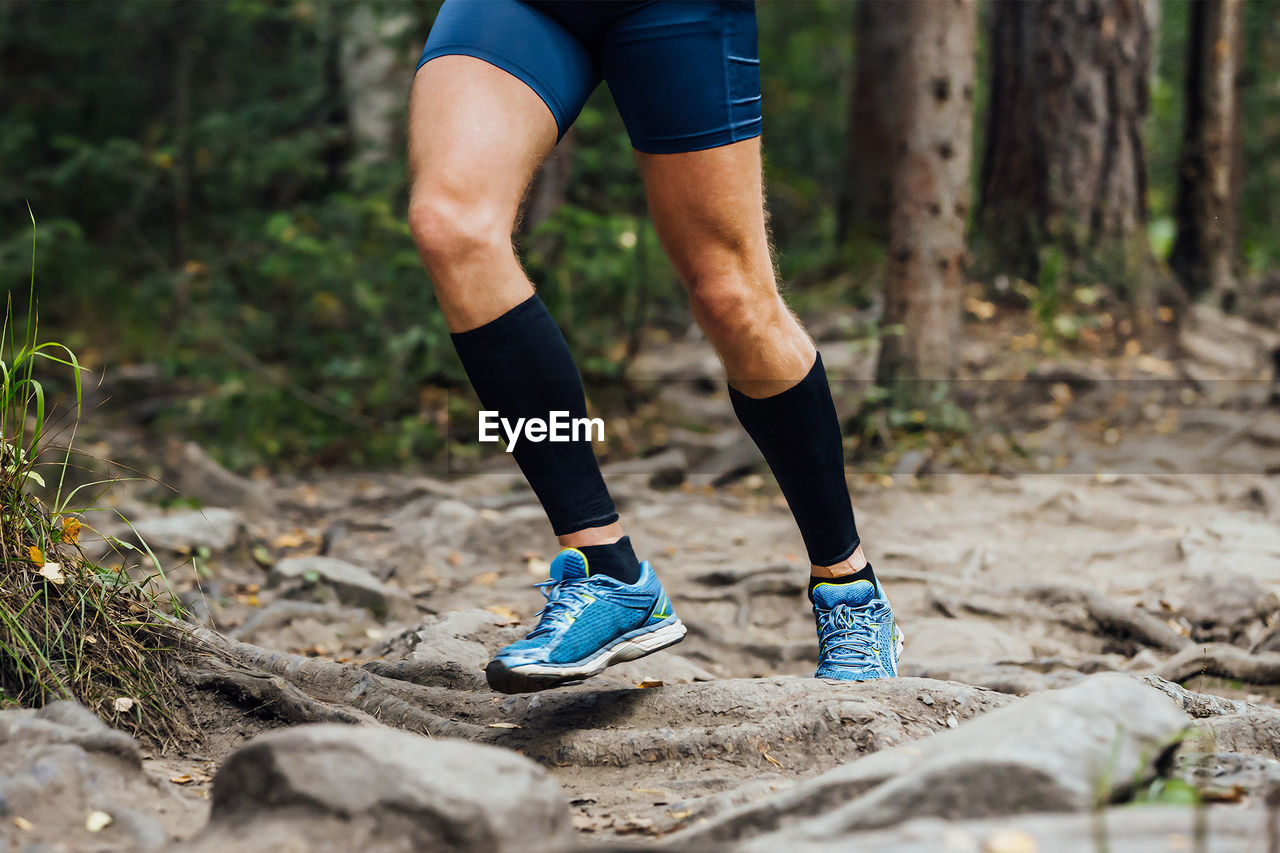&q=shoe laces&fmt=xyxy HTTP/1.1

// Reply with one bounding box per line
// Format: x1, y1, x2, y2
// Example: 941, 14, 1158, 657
525, 576, 595, 640
816, 599, 889, 670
